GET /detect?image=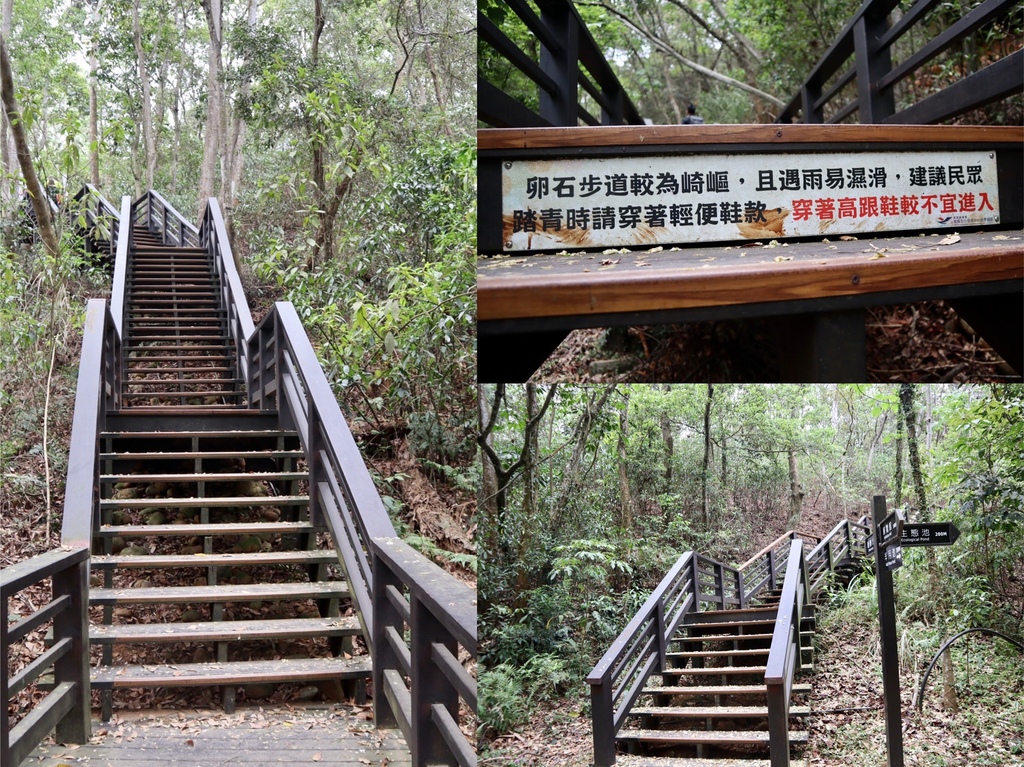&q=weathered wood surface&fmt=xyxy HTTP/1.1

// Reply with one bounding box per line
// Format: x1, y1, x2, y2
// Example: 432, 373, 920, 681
479, 123, 1024, 150
478, 230, 1024, 320
25, 706, 411, 766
